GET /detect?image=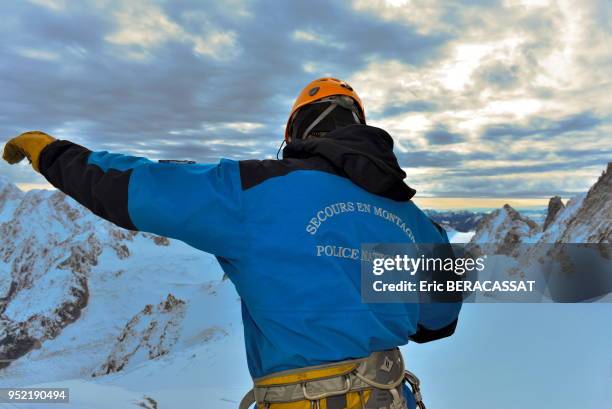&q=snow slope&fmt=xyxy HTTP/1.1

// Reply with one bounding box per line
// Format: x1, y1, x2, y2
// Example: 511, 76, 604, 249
0, 183, 251, 408
447, 229, 475, 243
